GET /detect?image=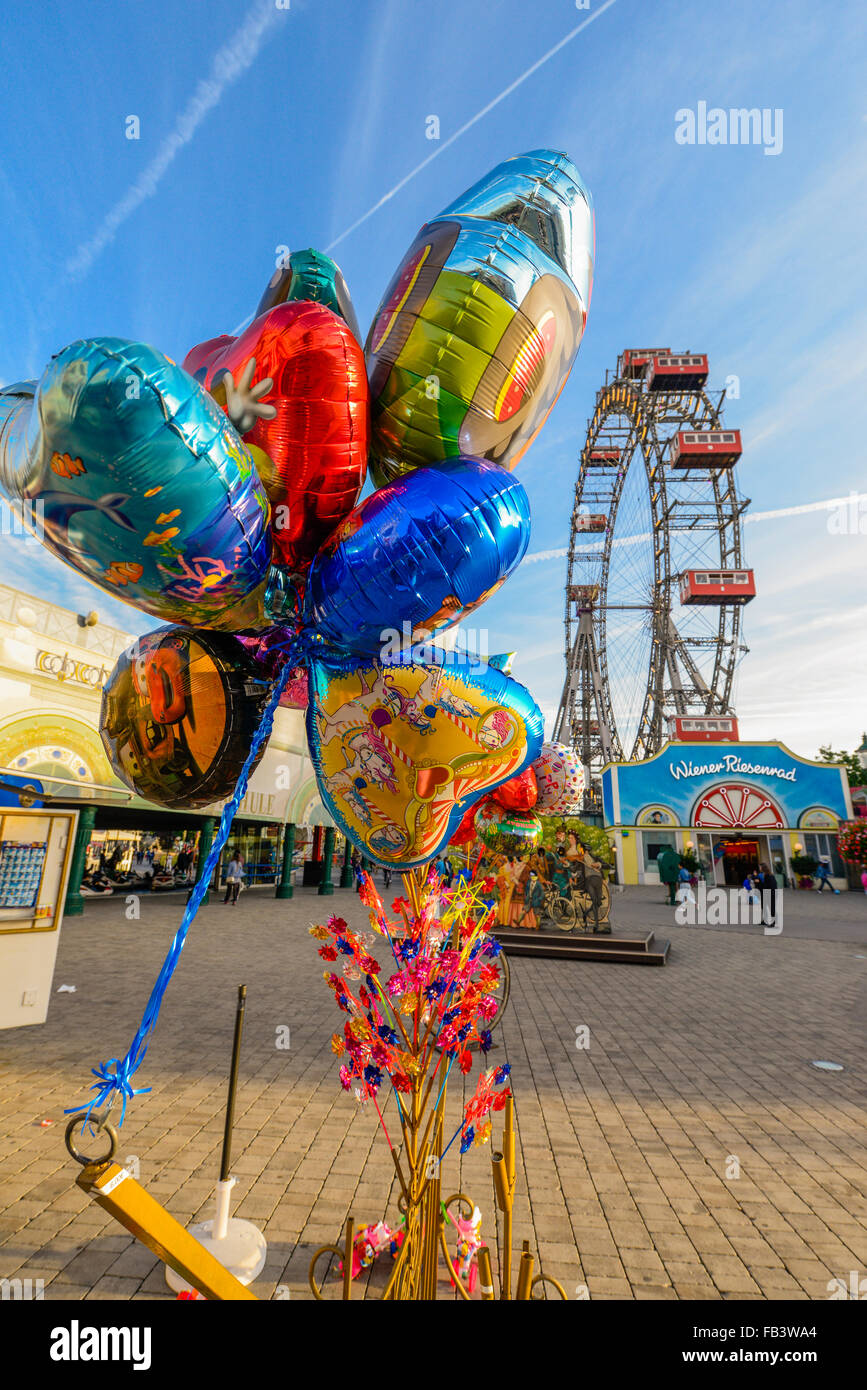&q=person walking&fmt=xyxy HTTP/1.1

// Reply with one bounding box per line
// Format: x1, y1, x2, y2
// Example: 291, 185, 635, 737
351, 847, 361, 891
757, 861, 778, 928
657, 845, 681, 906
223, 853, 244, 905
815, 858, 839, 893
675, 863, 695, 908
